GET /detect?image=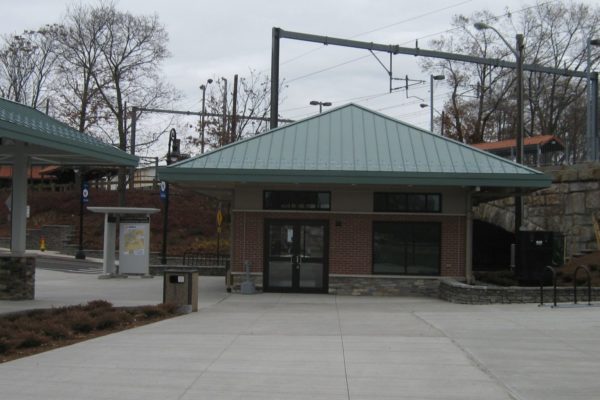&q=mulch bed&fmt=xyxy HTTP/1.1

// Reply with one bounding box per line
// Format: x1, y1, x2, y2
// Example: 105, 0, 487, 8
0, 300, 182, 363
